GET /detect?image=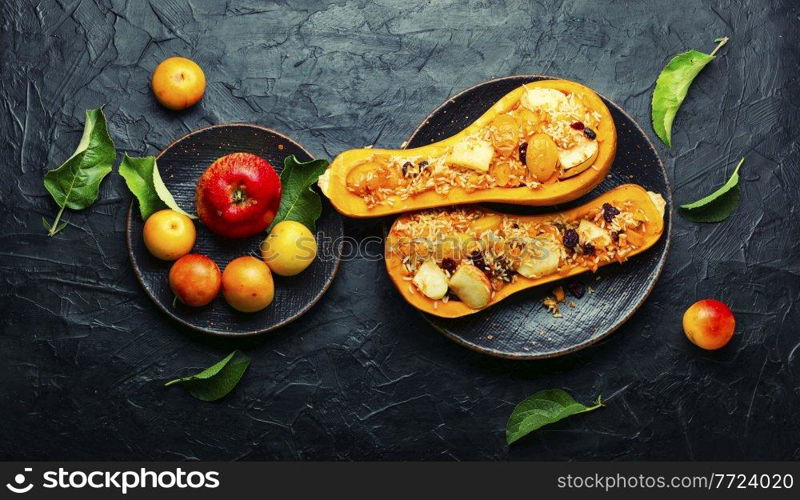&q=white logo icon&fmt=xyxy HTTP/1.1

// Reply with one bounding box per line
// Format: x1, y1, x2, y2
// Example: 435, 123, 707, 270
6, 468, 33, 494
